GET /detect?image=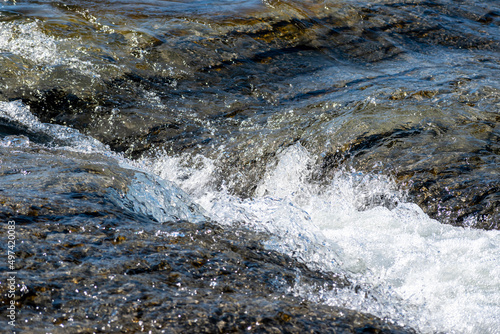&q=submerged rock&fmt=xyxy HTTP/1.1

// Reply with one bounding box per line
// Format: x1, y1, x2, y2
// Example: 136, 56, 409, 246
2, 0, 497, 229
